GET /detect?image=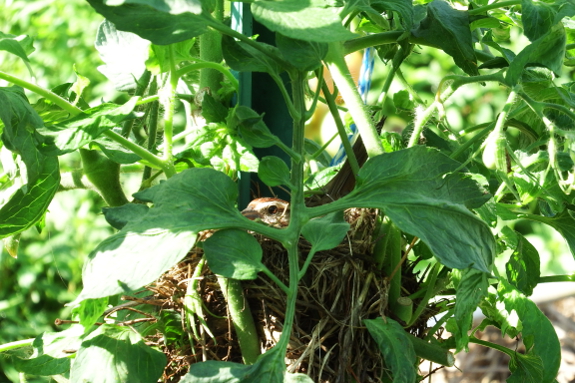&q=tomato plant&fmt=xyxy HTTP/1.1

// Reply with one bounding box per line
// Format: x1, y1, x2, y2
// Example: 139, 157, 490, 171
1, 0, 574, 382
